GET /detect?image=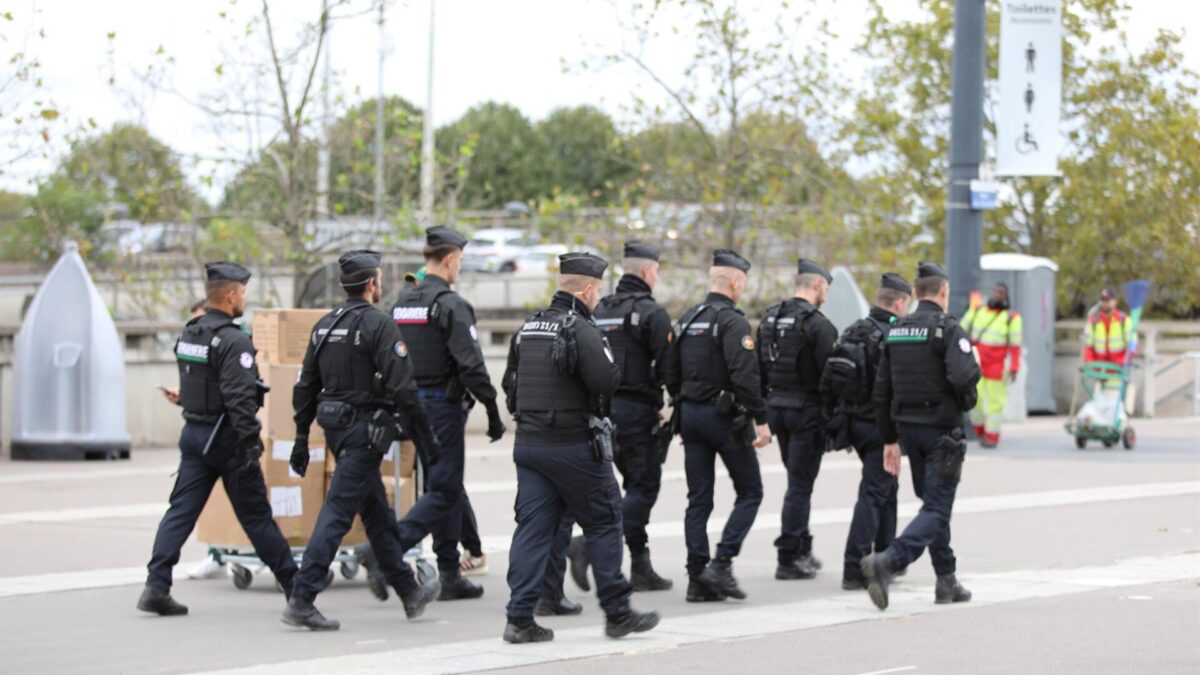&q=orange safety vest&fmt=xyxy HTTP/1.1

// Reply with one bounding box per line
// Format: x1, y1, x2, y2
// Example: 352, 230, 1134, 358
1085, 310, 1131, 365
961, 304, 1022, 380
